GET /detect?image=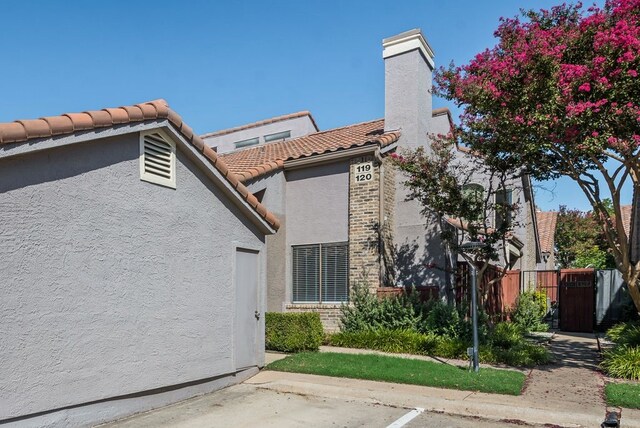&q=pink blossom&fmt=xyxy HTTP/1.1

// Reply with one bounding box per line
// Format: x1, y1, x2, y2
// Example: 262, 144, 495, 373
592, 131, 600, 137
628, 69, 638, 77
578, 83, 591, 92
